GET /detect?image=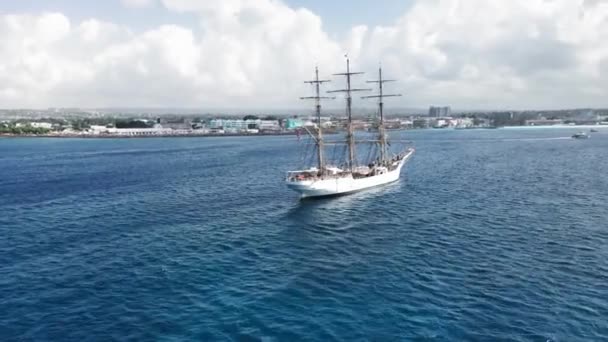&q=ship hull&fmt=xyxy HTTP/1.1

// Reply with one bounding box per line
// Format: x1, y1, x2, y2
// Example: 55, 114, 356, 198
287, 149, 414, 199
